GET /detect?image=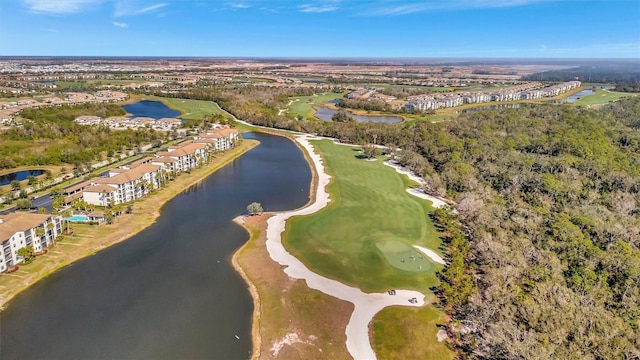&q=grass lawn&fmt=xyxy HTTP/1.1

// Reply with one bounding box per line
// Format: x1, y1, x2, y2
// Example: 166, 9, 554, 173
376, 240, 435, 273
286, 92, 347, 120
572, 88, 635, 106
283, 139, 444, 293
124, 95, 228, 120
371, 305, 454, 360
155, 97, 229, 120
